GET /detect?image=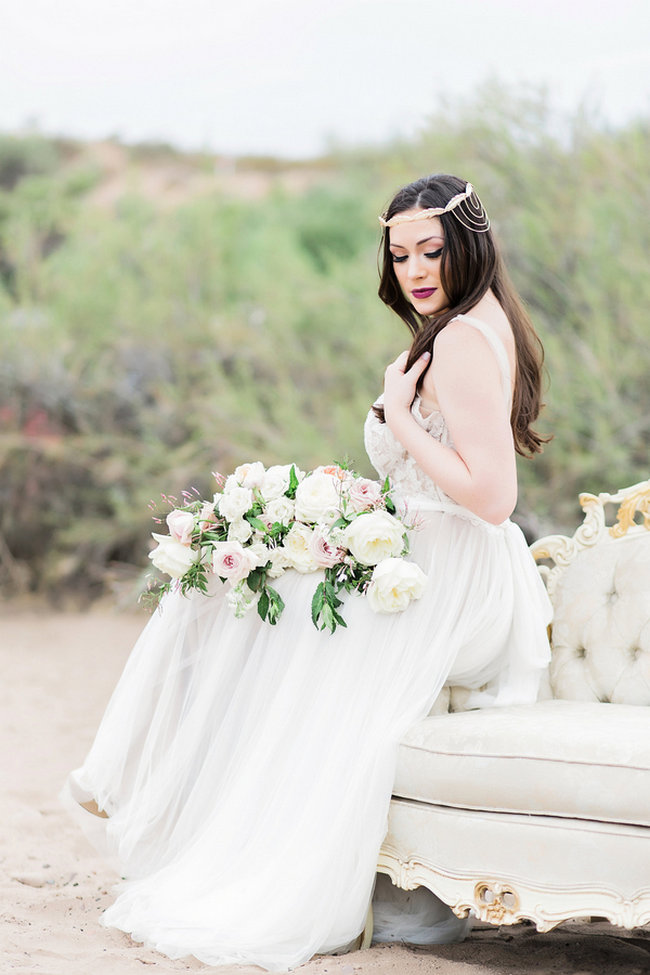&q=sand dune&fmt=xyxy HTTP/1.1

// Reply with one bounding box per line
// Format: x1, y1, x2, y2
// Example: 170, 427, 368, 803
2, 606, 649, 974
